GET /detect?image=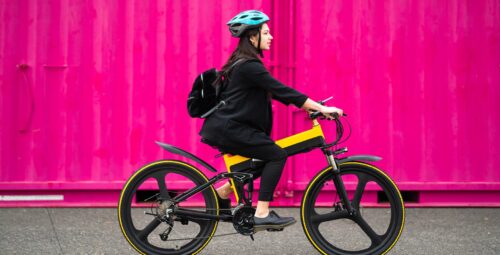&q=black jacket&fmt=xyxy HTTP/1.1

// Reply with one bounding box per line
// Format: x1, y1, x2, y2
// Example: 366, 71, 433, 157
199, 59, 308, 149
